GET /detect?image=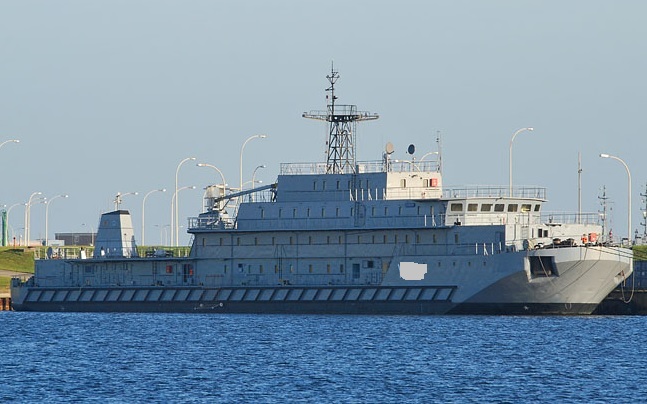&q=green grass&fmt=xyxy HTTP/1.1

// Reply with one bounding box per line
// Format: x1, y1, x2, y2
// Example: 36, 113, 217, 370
634, 245, 647, 261
0, 247, 35, 273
